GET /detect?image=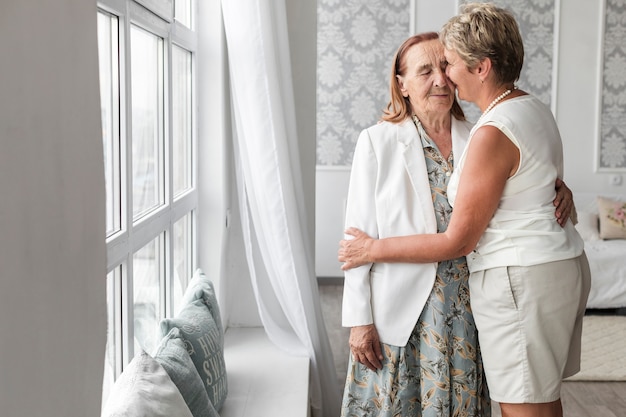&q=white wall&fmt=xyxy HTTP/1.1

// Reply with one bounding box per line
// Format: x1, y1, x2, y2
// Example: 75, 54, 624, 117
0, 1, 107, 416
315, 0, 626, 278
556, 1, 623, 191
414, 0, 457, 32
315, 167, 351, 278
